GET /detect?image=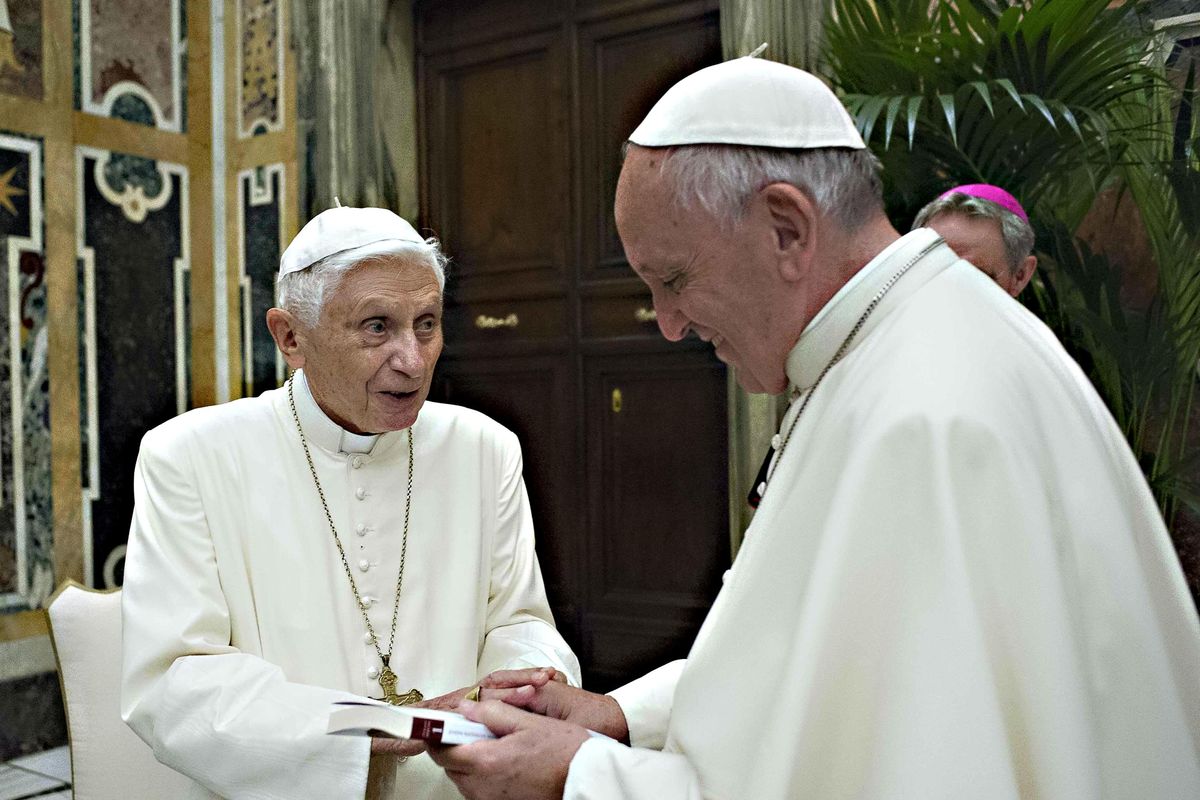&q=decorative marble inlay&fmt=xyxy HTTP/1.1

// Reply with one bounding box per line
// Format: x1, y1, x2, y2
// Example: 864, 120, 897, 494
78, 0, 184, 131
238, 164, 284, 396
0, 132, 51, 612
95, 150, 171, 224
0, 0, 43, 100
77, 146, 188, 588
239, 0, 283, 137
